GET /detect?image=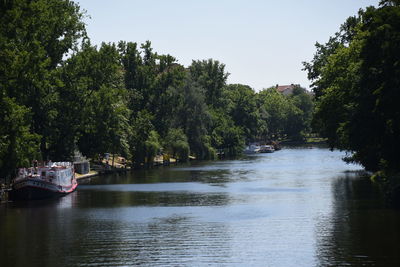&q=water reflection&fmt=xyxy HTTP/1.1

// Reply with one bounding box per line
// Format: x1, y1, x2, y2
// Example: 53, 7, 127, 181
82, 161, 254, 186
68, 215, 231, 266
0, 193, 79, 267
76, 190, 232, 208
316, 173, 400, 267
2, 148, 400, 266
